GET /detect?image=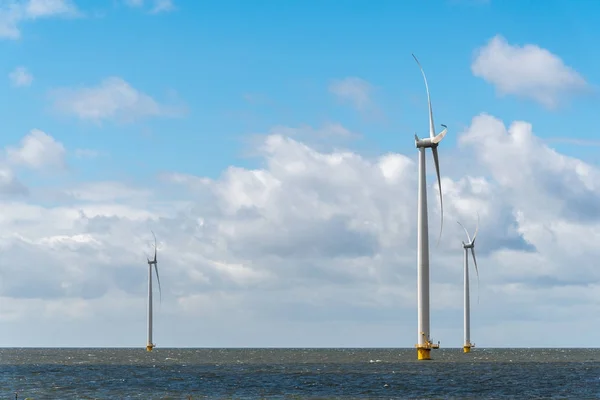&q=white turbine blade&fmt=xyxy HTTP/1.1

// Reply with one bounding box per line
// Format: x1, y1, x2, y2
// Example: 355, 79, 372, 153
154, 263, 162, 303
472, 211, 480, 244
431, 146, 443, 246
412, 54, 435, 139
457, 221, 472, 243
471, 247, 479, 305
151, 230, 157, 263
431, 124, 447, 144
